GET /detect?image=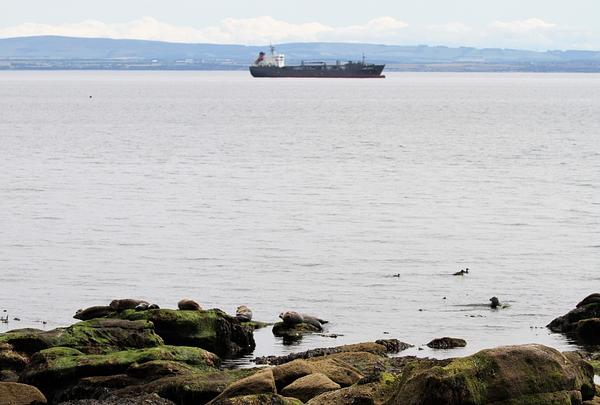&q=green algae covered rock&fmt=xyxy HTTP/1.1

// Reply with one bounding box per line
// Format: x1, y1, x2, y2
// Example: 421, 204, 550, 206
113, 309, 255, 357
20, 345, 220, 398
0, 319, 163, 355
386, 344, 595, 405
